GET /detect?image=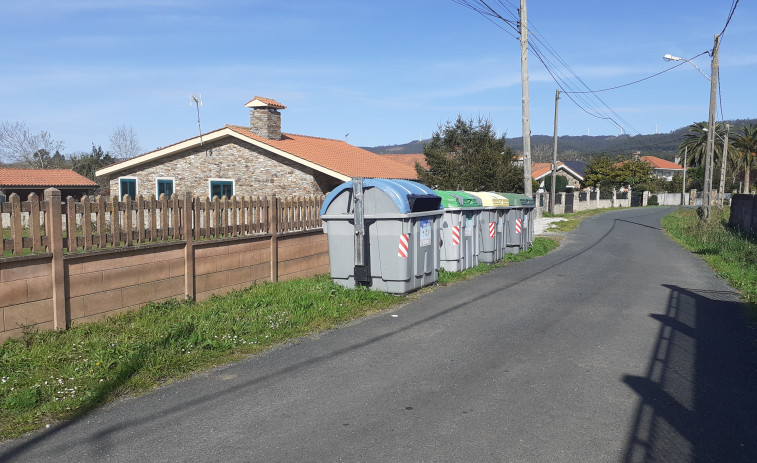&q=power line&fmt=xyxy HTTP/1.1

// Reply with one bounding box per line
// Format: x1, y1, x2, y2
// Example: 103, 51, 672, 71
563, 51, 710, 94
455, 0, 641, 136
719, 0, 740, 39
